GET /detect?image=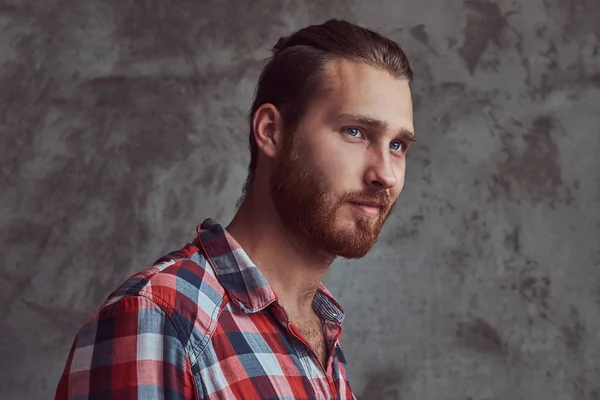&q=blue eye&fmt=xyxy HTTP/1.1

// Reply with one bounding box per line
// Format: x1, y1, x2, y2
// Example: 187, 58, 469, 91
390, 141, 404, 152
345, 127, 361, 137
